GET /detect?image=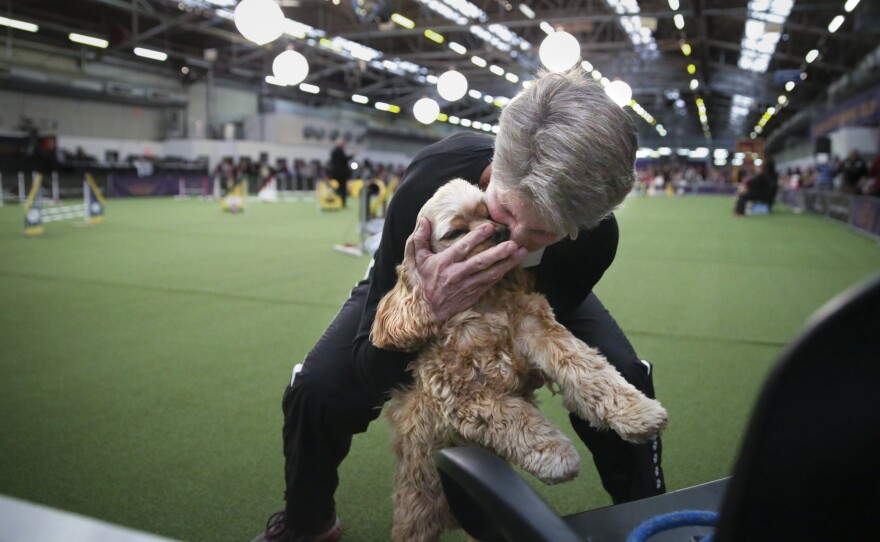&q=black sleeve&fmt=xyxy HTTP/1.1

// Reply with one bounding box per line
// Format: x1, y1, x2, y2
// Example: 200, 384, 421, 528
531, 214, 619, 318
350, 134, 494, 374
